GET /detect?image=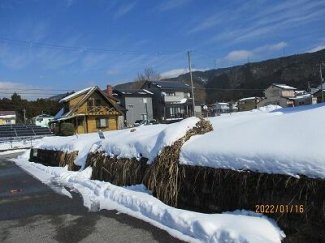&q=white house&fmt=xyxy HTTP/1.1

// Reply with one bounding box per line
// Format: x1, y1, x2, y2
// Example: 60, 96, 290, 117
0, 111, 16, 125
32, 114, 54, 127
